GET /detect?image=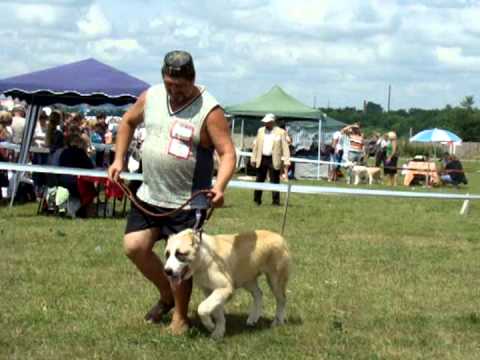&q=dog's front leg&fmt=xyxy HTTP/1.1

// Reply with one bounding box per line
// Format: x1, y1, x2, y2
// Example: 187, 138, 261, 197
198, 287, 232, 339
